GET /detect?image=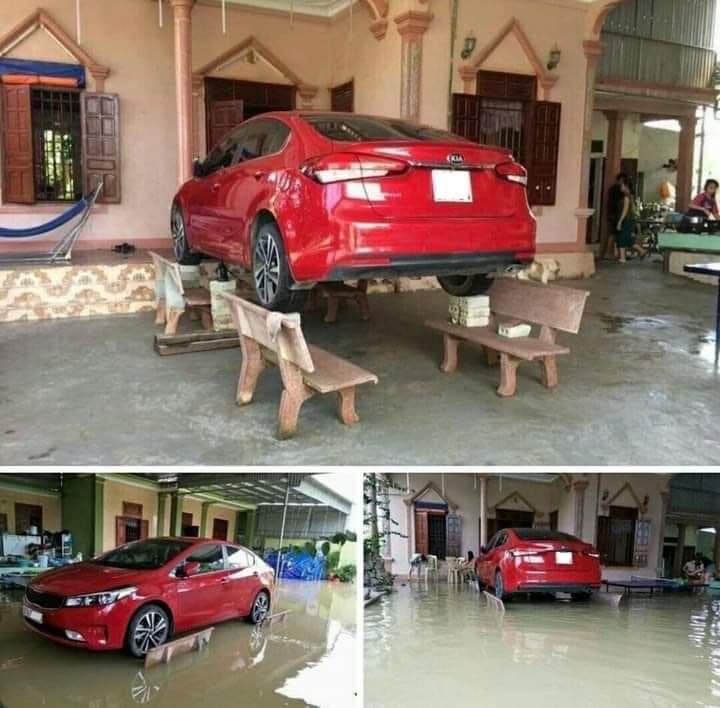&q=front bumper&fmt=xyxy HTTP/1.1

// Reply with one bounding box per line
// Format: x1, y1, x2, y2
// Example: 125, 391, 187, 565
327, 251, 532, 281
23, 599, 129, 651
